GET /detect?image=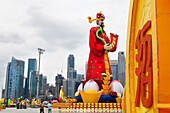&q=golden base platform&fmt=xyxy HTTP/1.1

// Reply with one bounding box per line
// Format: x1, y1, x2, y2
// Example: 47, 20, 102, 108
52, 103, 122, 110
